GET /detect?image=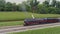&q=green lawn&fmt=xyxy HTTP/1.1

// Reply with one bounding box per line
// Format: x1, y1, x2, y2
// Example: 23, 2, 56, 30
11, 27, 60, 34
0, 21, 23, 27
0, 12, 59, 20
